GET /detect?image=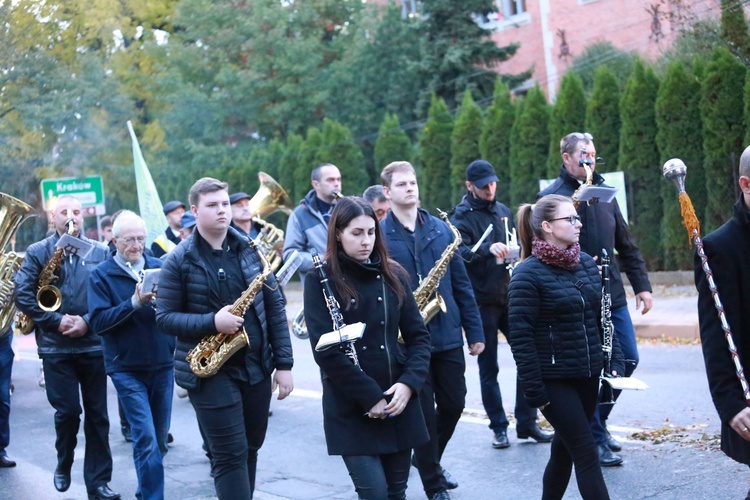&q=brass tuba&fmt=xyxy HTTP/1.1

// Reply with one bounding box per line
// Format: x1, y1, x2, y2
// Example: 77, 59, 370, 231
247, 172, 293, 272
0, 192, 35, 333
